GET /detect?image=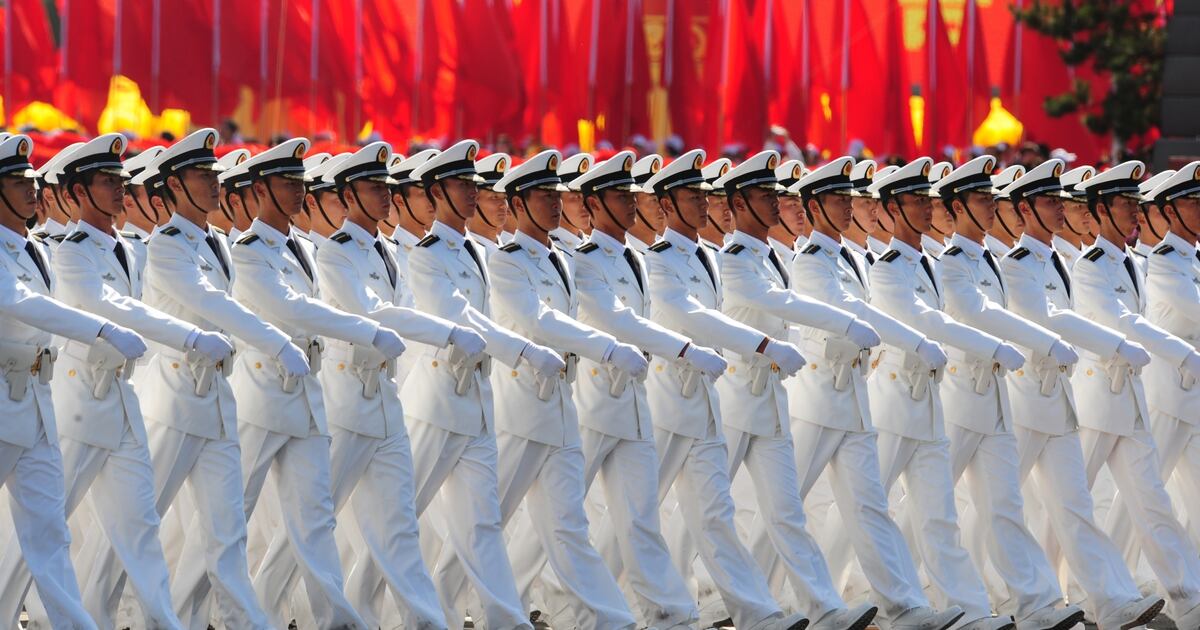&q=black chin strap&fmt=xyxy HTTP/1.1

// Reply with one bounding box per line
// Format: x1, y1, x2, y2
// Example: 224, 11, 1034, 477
475, 203, 498, 228
264, 179, 289, 217
1091, 200, 1126, 242
218, 195, 235, 223
995, 201, 1020, 241
737, 190, 771, 231
521, 193, 554, 234
892, 196, 922, 237
1061, 207, 1085, 236
176, 175, 208, 219
127, 186, 157, 225
394, 189, 428, 231
956, 195, 988, 235
0, 188, 26, 222
438, 181, 470, 222
71, 181, 118, 219
667, 191, 700, 233
1165, 201, 1200, 242
596, 193, 632, 233
1140, 204, 1164, 241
